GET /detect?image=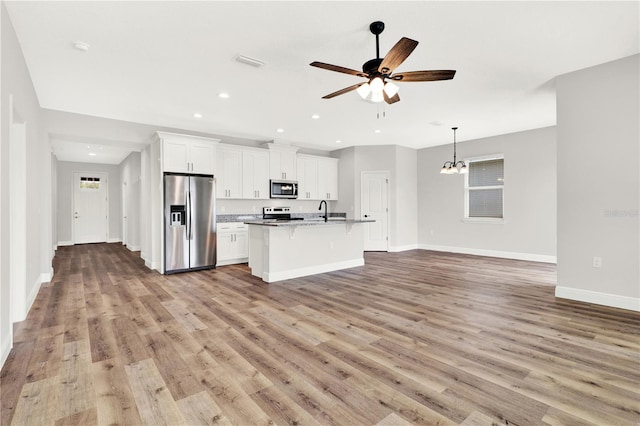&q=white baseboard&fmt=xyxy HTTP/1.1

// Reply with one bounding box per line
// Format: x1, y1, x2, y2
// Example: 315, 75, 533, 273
389, 244, 419, 253
107, 238, 122, 244
57, 240, 73, 247
0, 330, 12, 371
555, 286, 640, 312
16, 274, 45, 323
418, 244, 557, 264
144, 259, 161, 272
126, 244, 141, 252
264, 258, 365, 283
